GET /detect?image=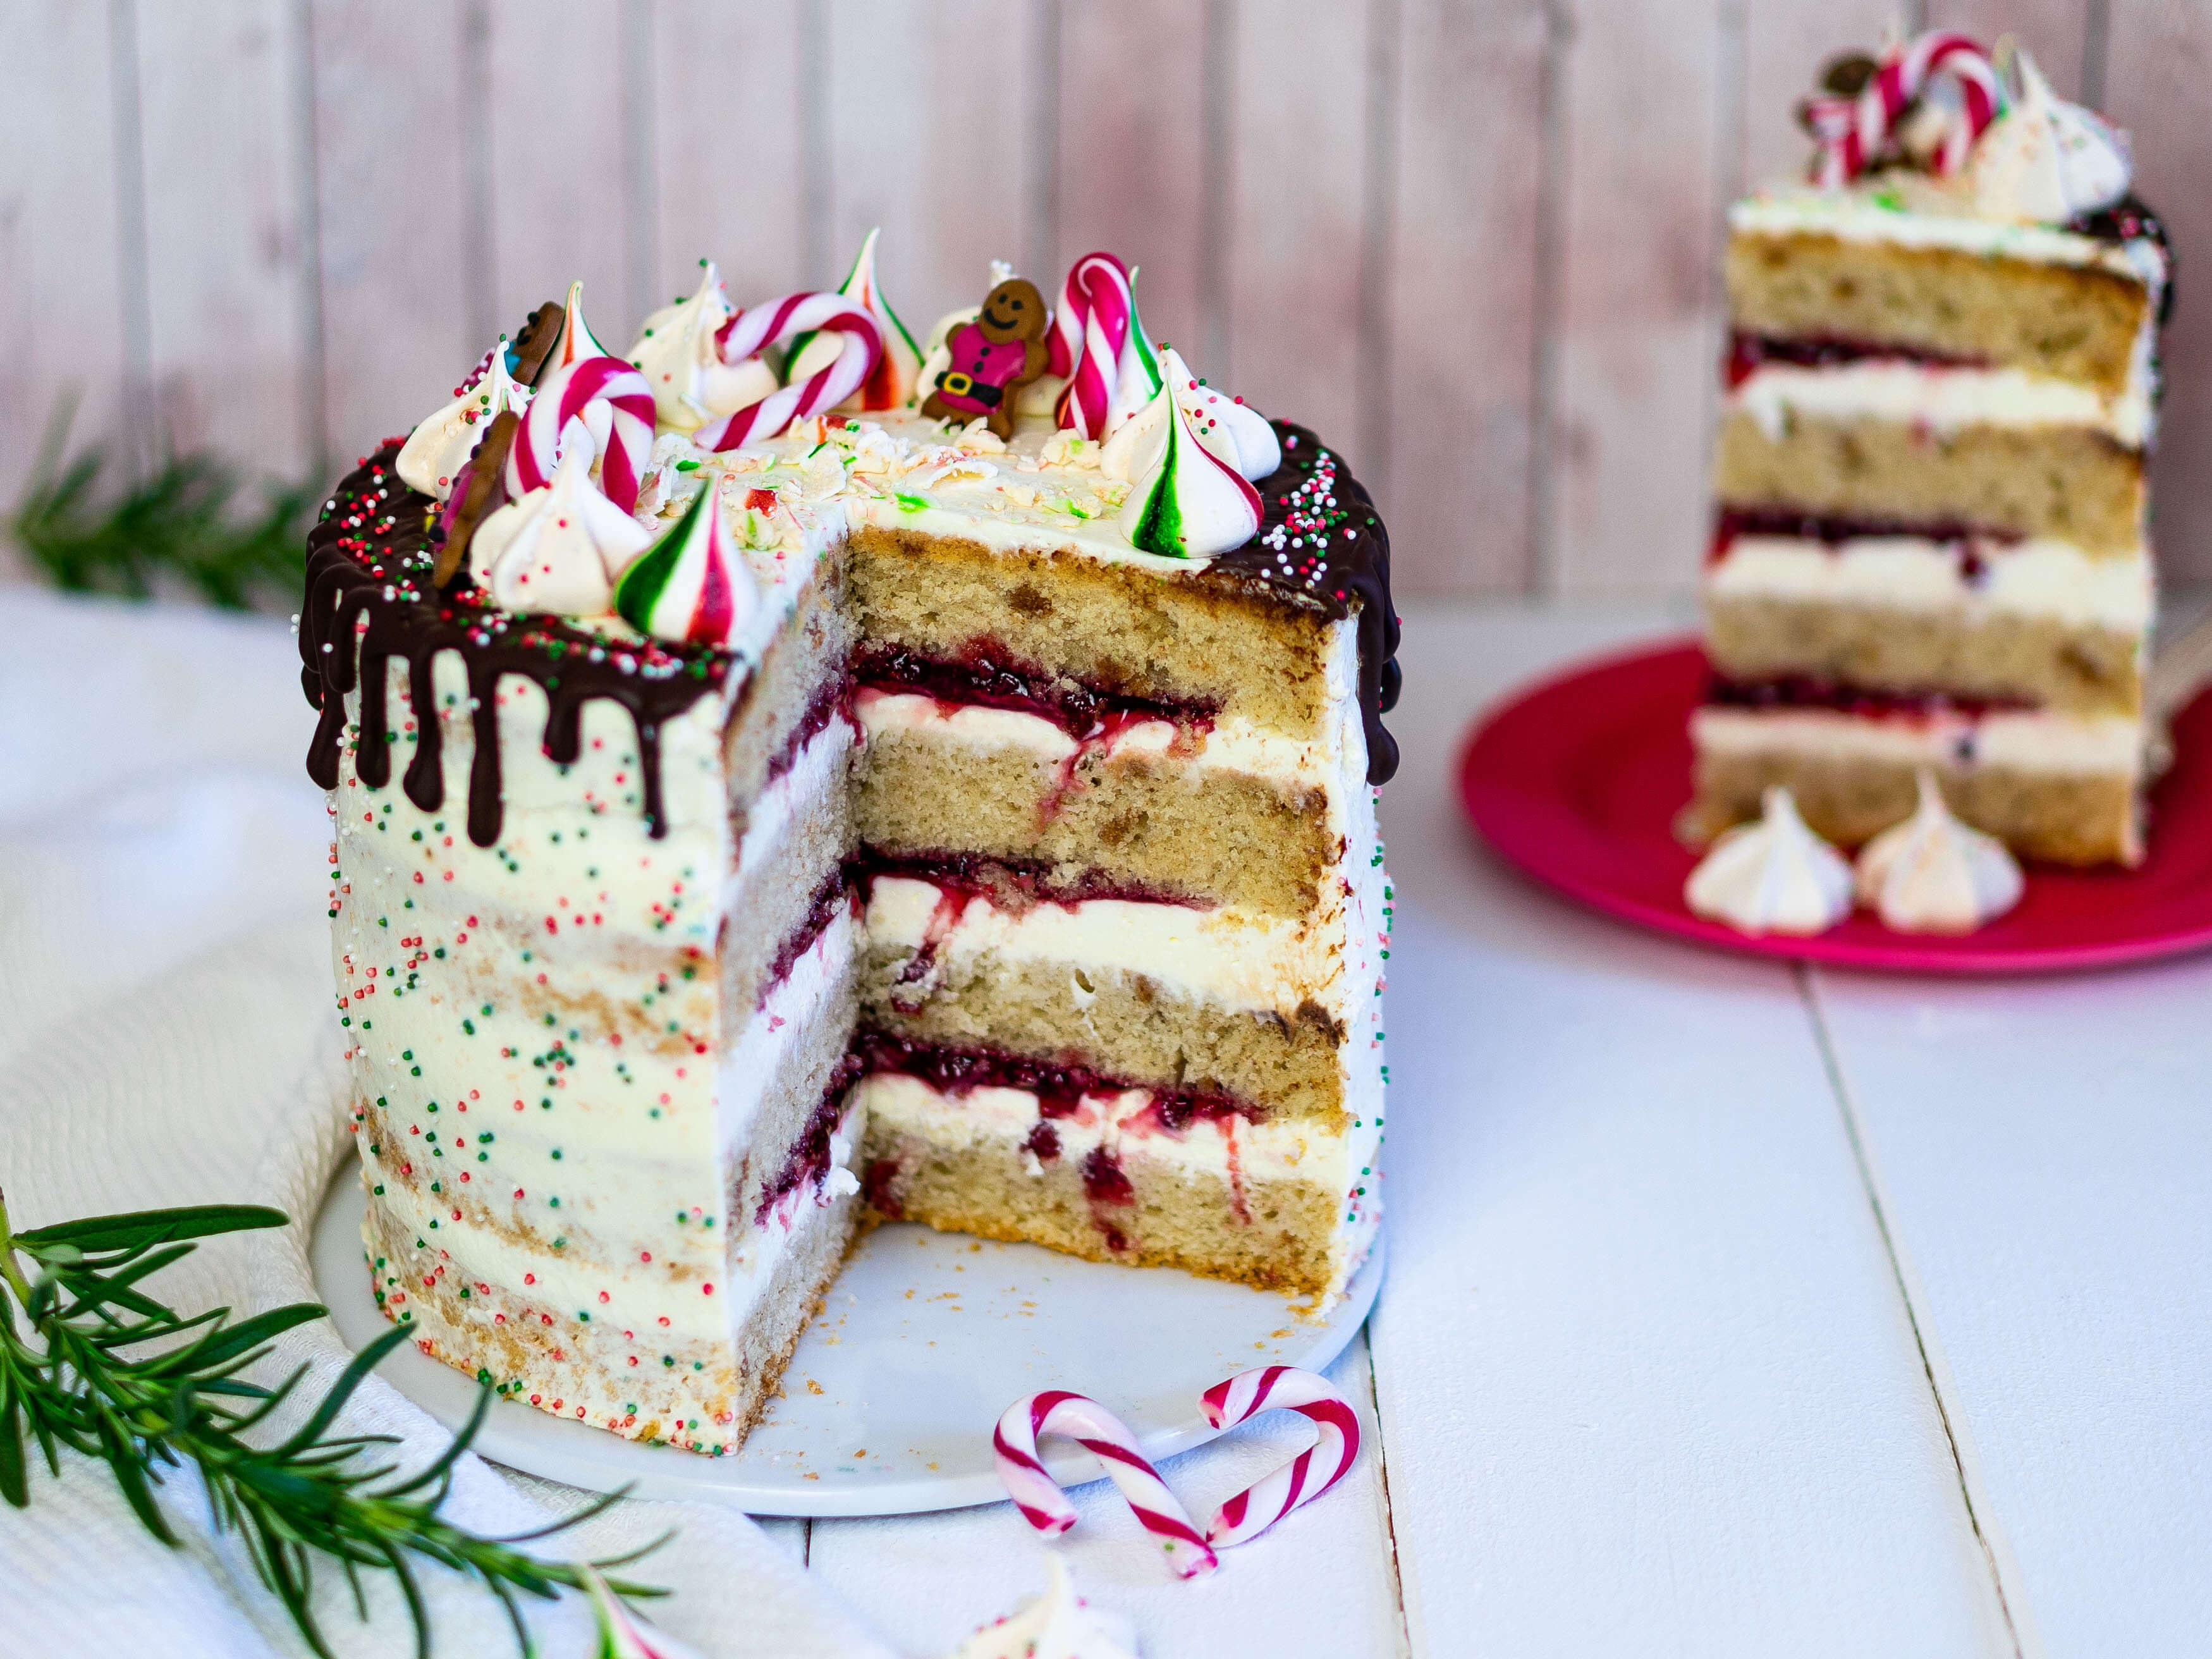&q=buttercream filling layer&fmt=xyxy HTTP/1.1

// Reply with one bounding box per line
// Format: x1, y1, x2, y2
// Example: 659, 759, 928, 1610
852, 685, 1336, 792
1692, 704, 2143, 775
1707, 534, 2154, 632
860, 871, 1348, 1024
852, 1072, 1340, 1194
1728, 358, 2151, 450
